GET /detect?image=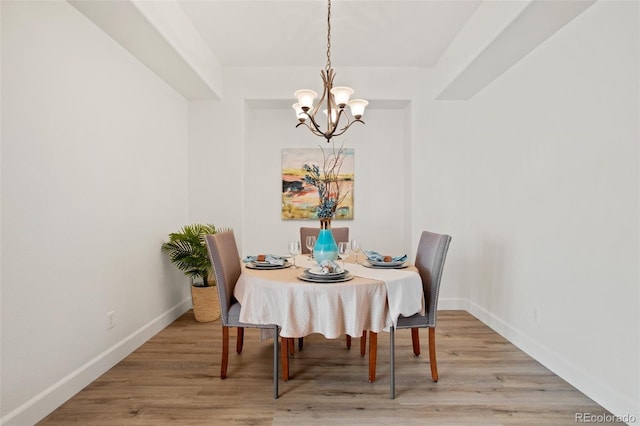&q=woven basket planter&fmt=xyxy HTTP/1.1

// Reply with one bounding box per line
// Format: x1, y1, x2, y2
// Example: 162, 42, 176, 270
191, 284, 220, 322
